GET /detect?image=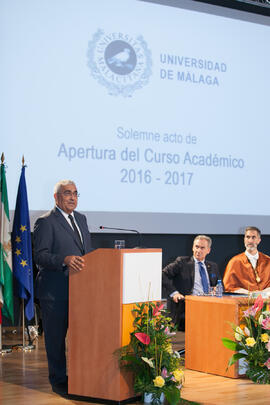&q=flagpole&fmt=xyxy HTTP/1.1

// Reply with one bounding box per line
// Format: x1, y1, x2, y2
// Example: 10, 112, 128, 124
21, 158, 25, 349
0, 153, 13, 354
18, 157, 35, 351
22, 298, 25, 348
0, 153, 2, 353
